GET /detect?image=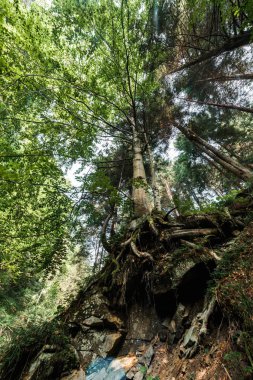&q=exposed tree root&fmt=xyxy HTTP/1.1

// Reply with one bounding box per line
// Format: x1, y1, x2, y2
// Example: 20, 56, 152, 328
130, 241, 154, 261
161, 228, 218, 240
147, 216, 159, 236
180, 296, 217, 358
181, 240, 221, 261
120, 236, 132, 247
